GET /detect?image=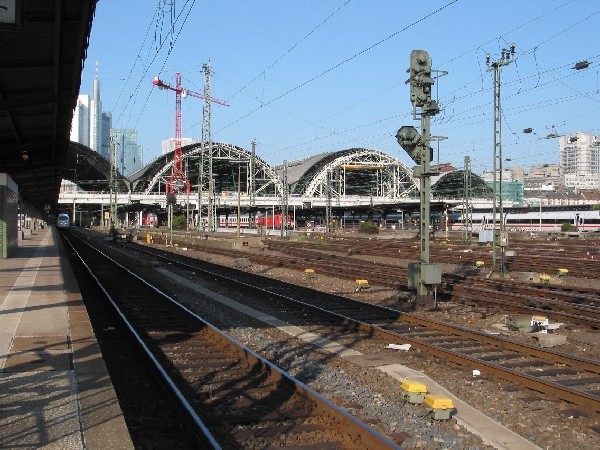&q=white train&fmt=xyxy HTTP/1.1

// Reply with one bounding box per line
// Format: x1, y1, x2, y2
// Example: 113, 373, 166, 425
441, 209, 600, 233
56, 213, 71, 230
